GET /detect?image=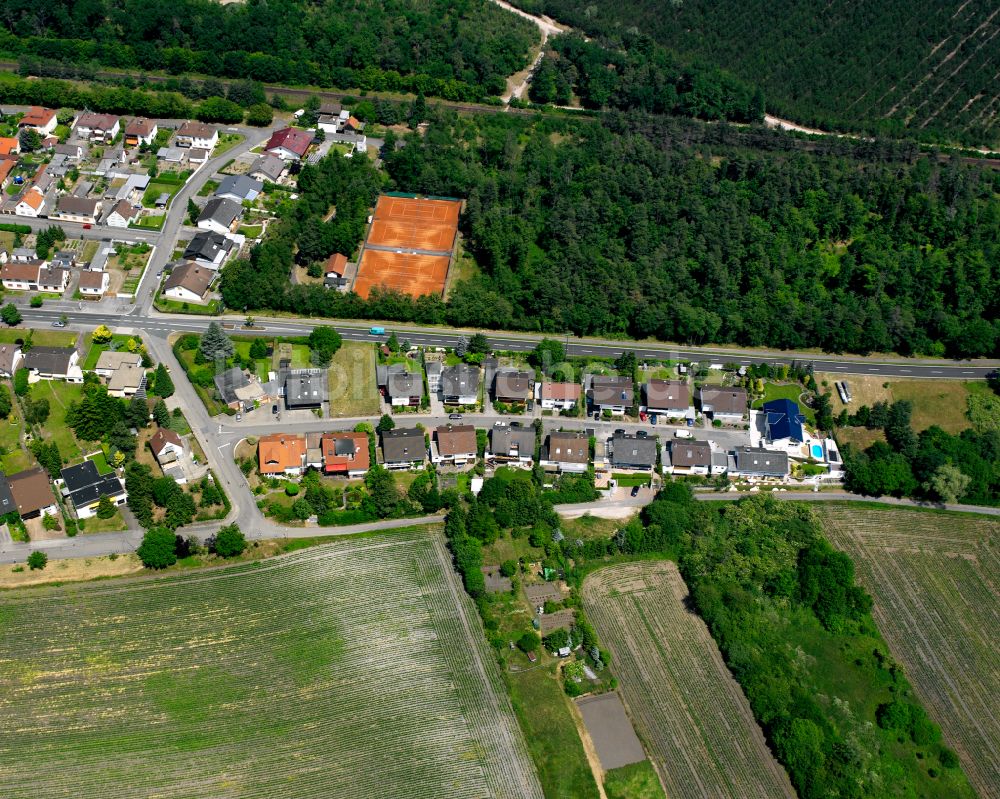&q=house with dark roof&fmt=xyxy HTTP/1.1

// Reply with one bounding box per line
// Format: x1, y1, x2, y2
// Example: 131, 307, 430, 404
163, 262, 213, 304
488, 424, 535, 464
284, 371, 326, 410
36, 266, 69, 293
176, 121, 218, 149
668, 439, 712, 475
588, 375, 634, 414
493, 370, 533, 405
60, 460, 128, 520
698, 386, 748, 421
732, 446, 789, 478
643, 379, 693, 418
377, 364, 424, 407
215, 174, 263, 203
249, 154, 286, 183
440, 364, 480, 406
541, 431, 589, 473
106, 199, 138, 228
265, 127, 313, 161
124, 117, 158, 147
23, 346, 81, 382
320, 432, 370, 477
763, 399, 806, 444
0, 343, 21, 377
381, 427, 426, 470
78, 269, 110, 297
432, 424, 478, 466
214, 367, 250, 409
197, 197, 242, 235
74, 112, 120, 142
184, 231, 234, 269
609, 431, 657, 471
52, 195, 103, 224
149, 428, 185, 468
0, 472, 16, 517
8, 468, 57, 519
